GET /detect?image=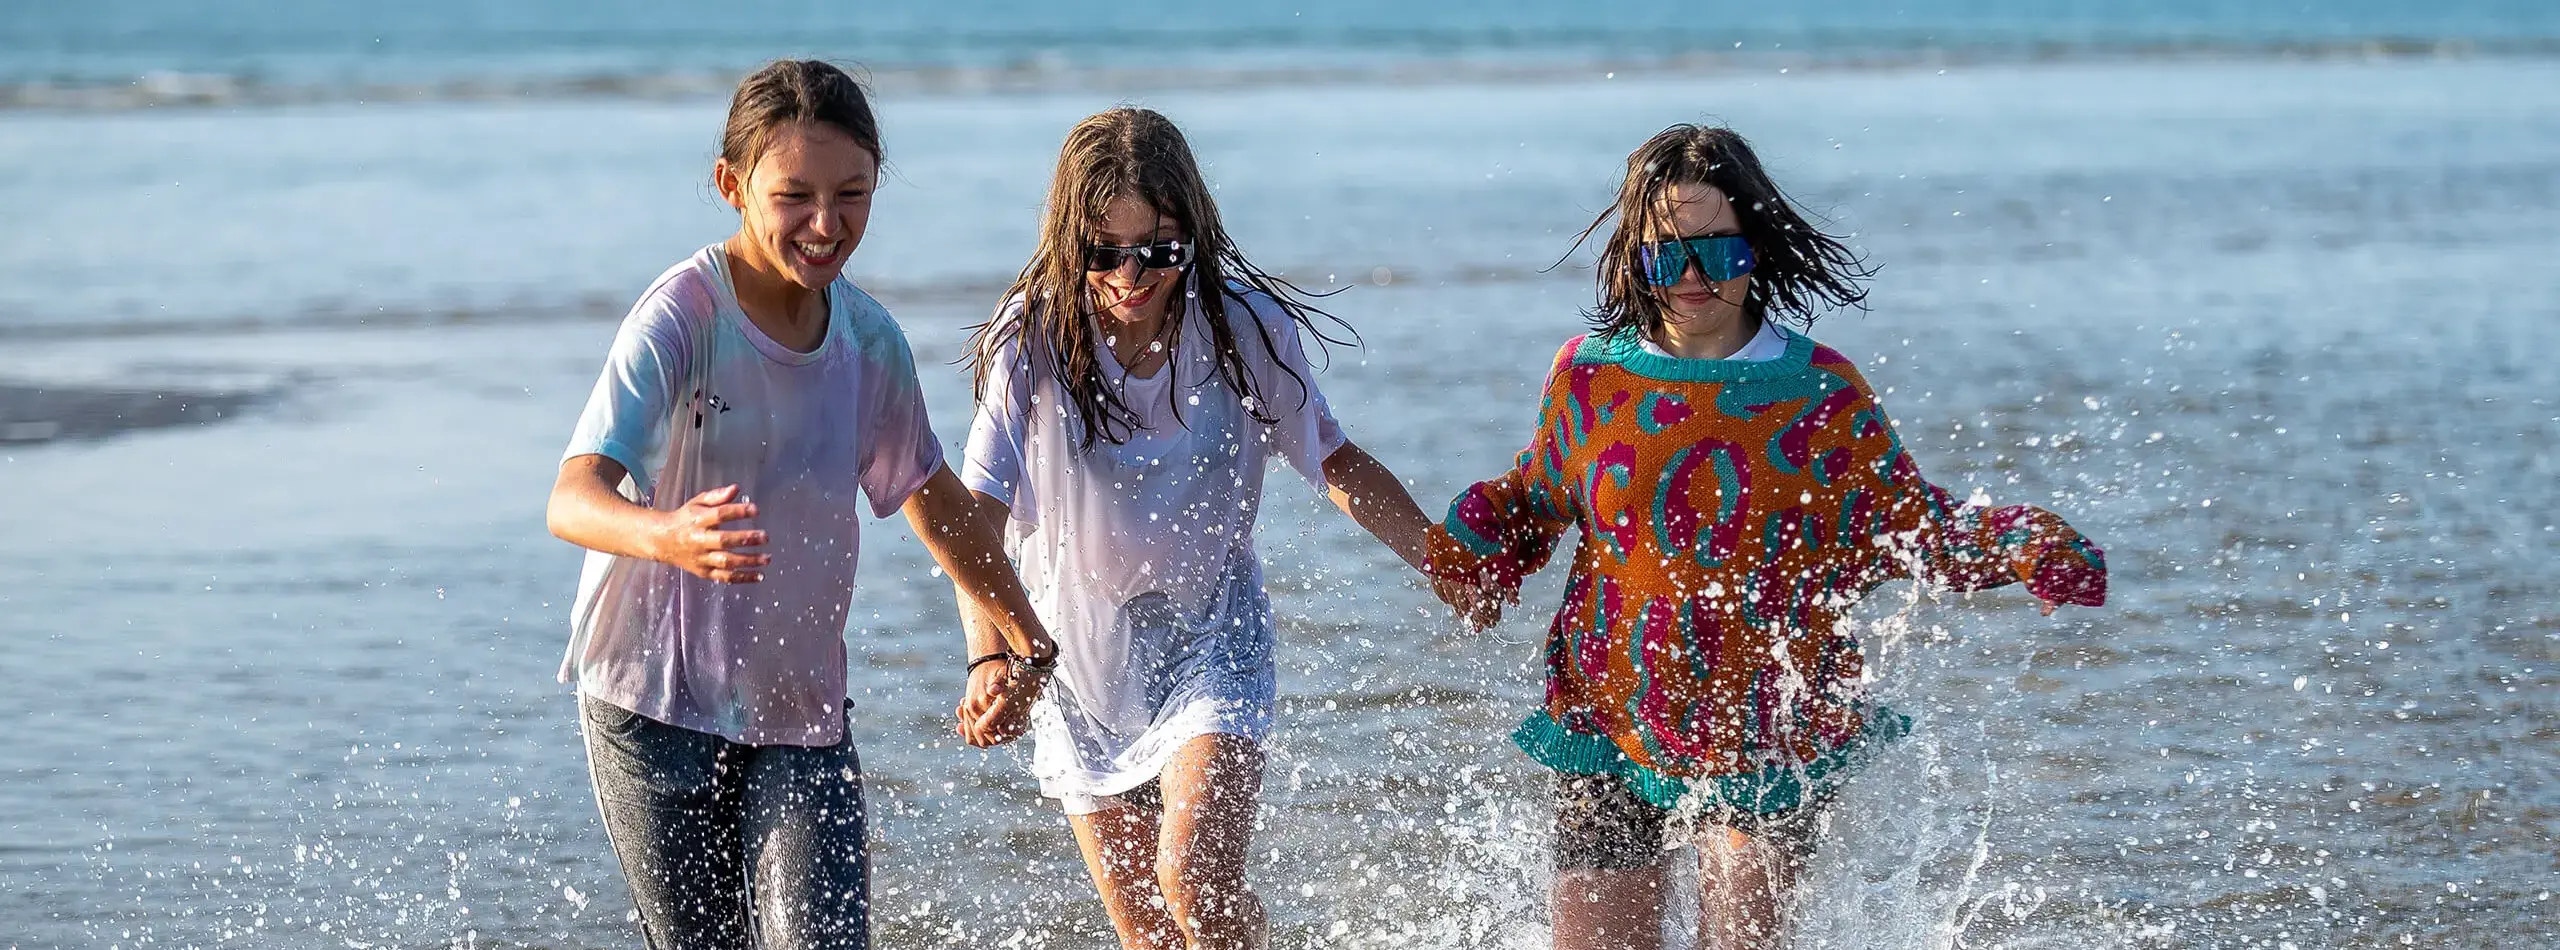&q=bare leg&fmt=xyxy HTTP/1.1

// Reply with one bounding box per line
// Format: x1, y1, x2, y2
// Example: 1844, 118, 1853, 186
1694, 823, 1811, 950
1070, 802, 1183, 950
1552, 865, 1665, 950
1154, 734, 1268, 950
